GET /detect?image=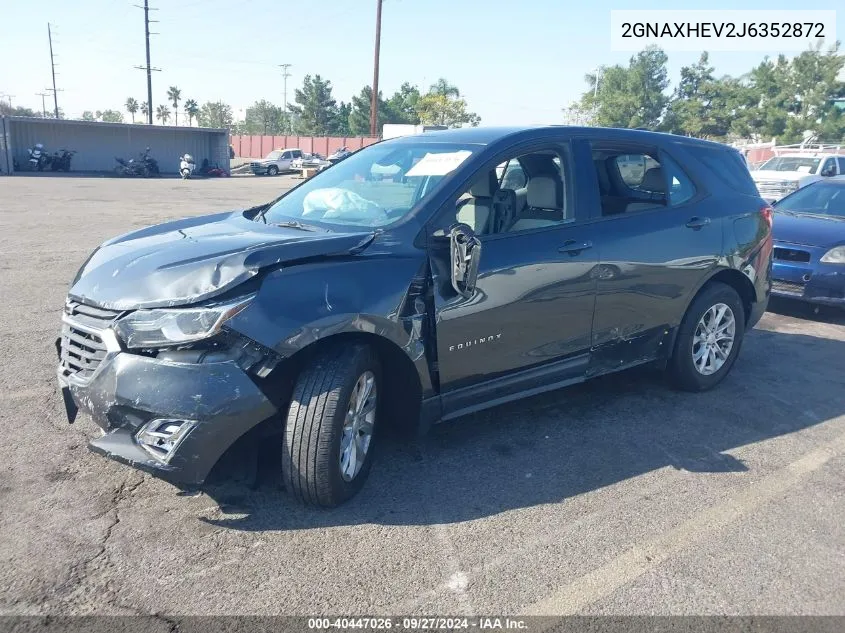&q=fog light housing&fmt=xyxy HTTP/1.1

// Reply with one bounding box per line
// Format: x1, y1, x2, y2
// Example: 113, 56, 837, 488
136, 418, 196, 463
